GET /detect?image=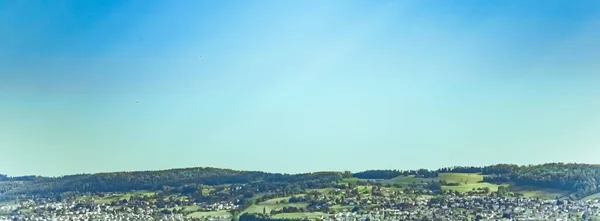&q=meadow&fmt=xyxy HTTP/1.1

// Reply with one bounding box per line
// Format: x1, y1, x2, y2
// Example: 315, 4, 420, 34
242, 196, 308, 215
271, 212, 328, 219
187, 210, 232, 219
